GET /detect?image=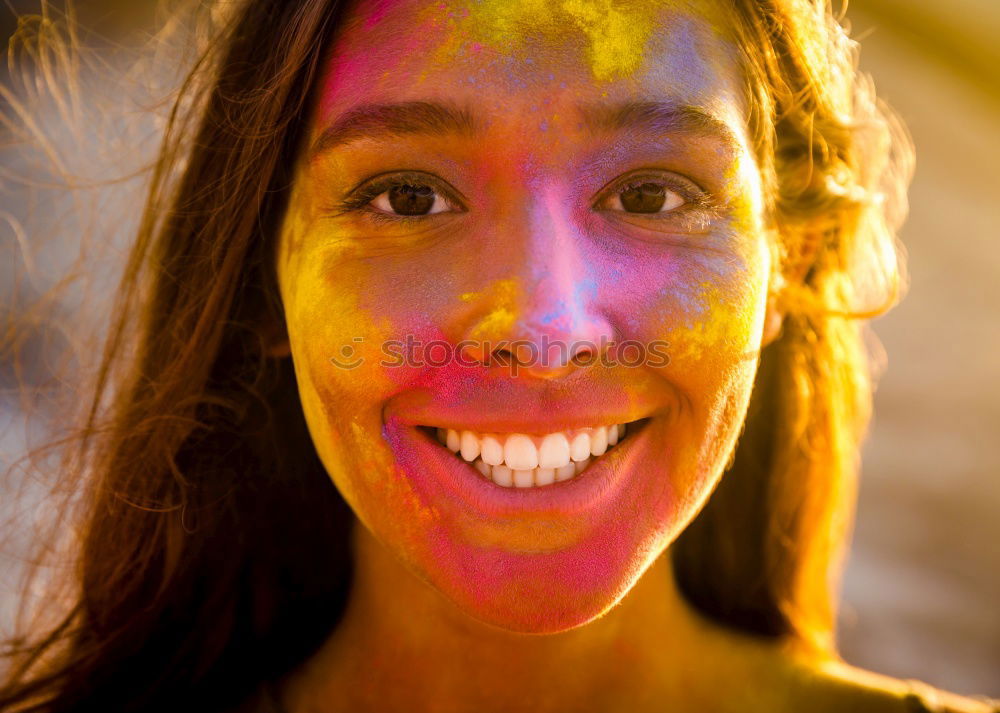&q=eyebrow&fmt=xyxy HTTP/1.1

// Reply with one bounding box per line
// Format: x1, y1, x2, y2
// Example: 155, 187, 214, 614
309, 101, 478, 158
578, 100, 742, 151
308, 99, 741, 159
